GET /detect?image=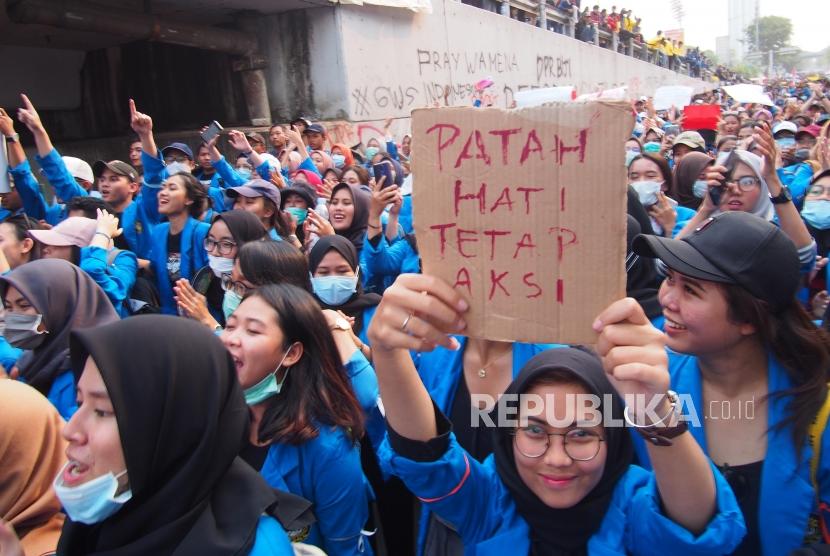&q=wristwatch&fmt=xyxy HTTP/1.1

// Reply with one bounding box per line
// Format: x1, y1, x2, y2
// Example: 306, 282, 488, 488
4, 133, 19, 143
331, 317, 350, 331
770, 186, 792, 205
